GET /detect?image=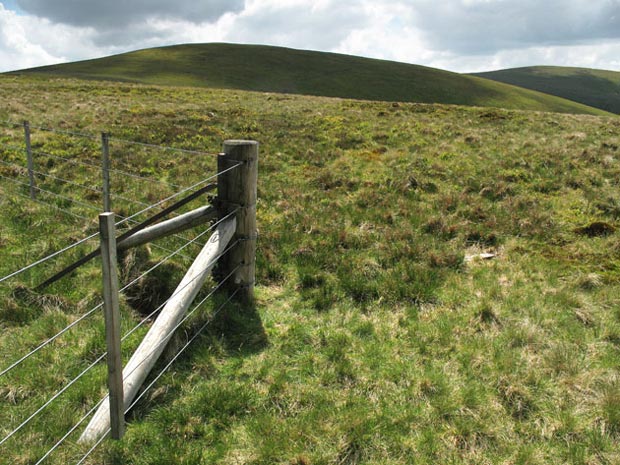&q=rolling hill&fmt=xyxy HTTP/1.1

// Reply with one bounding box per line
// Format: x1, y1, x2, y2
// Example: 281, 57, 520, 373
473, 66, 620, 114
9, 43, 610, 116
